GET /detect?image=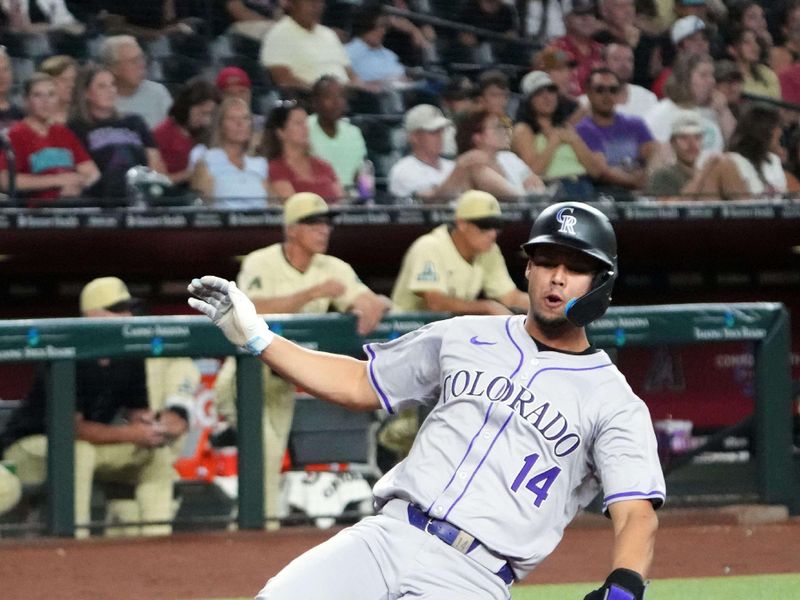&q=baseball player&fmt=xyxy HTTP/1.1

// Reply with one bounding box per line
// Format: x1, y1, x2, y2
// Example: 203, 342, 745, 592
392, 189, 529, 315
188, 201, 666, 600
